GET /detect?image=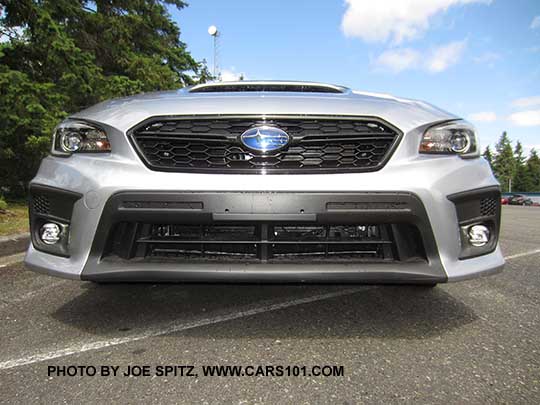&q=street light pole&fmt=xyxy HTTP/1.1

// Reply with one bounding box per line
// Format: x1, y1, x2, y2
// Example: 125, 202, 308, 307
208, 25, 219, 79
